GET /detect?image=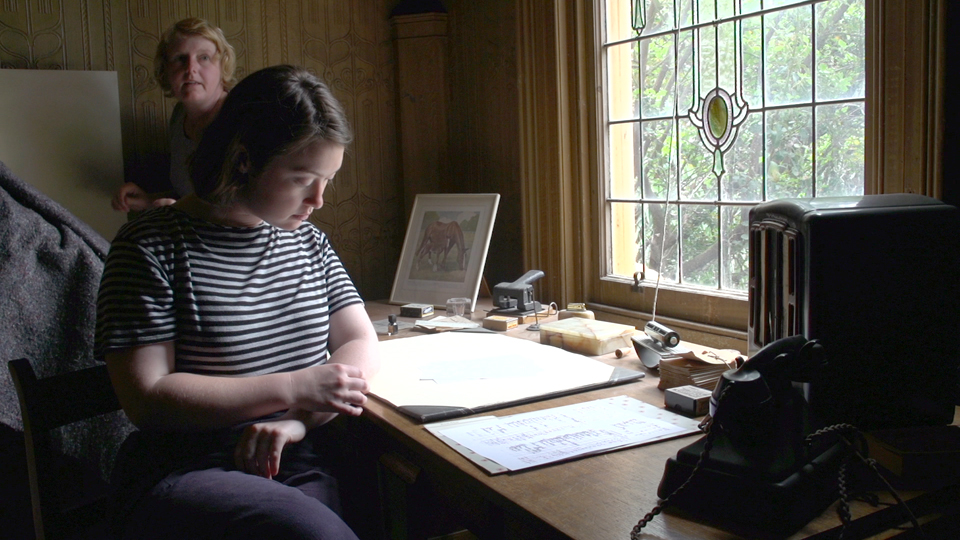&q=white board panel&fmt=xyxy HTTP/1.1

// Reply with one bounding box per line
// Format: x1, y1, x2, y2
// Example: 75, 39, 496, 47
0, 69, 128, 240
